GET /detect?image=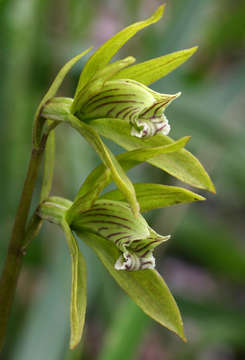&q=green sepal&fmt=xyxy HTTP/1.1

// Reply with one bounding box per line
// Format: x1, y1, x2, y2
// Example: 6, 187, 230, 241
61, 220, 87, 350
76, 231, 185, 341
101, 183, 205, 212
112, 47, 198, 85
116, 136, 190, 171
67, 114, 140, 215
33, 47, 92, 147
89, 118, 216, 193
37, 197, 87, 350
74, 136, 189, 203
74, 5, 165, 95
